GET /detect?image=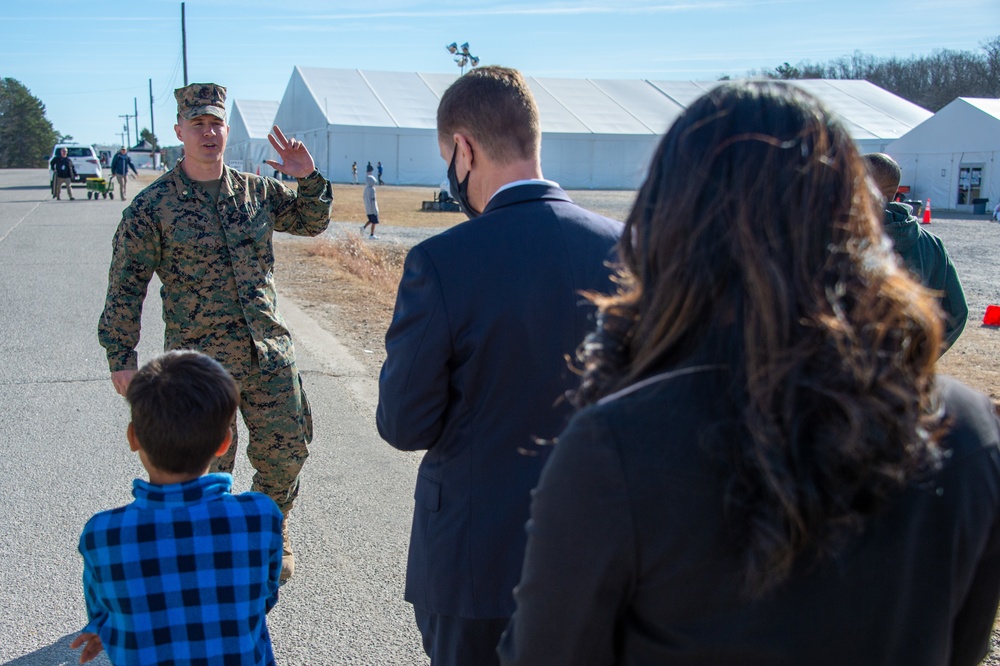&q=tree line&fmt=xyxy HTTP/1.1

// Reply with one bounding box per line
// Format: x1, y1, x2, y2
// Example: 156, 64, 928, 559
0, 78, 60, 169
753, 35, 1000, 112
